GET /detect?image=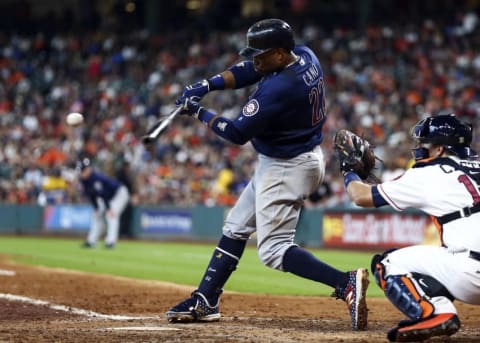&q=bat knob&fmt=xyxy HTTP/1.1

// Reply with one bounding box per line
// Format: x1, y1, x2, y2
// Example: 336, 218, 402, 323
141, 136, 155, 145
